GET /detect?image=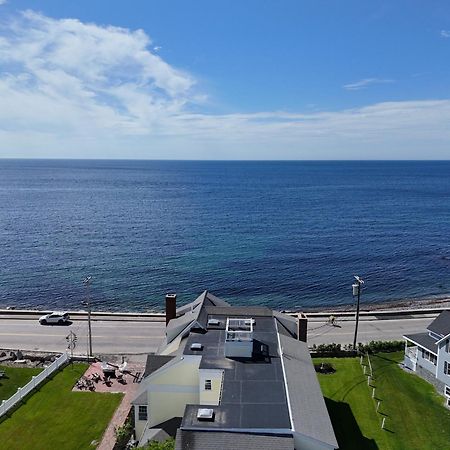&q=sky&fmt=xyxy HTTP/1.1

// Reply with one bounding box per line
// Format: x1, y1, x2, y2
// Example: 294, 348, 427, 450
0, 0, 450, 159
